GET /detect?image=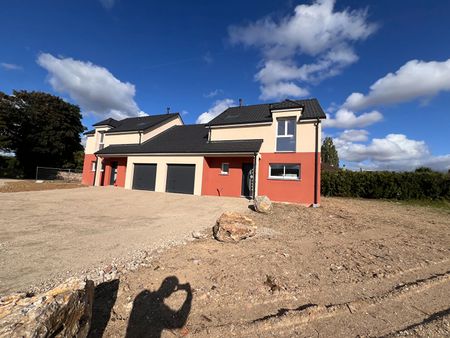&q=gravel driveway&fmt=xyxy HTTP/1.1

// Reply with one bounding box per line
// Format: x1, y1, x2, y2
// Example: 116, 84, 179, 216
0, 187, 249, 294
